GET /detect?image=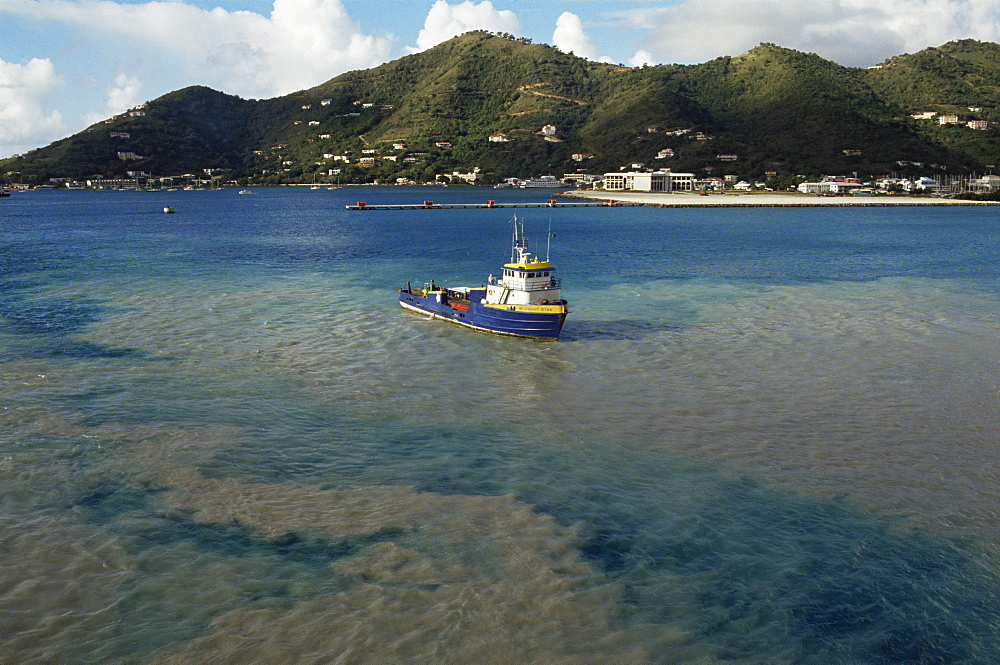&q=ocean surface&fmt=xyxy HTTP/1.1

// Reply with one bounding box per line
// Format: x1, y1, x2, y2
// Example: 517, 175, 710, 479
1, 187, 997, 664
